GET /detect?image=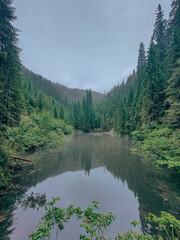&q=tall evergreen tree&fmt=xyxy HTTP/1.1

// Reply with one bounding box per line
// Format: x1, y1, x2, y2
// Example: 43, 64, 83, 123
165, 0, 180, 79
165, 58, 180, 128
152, 4, 167, 62
60, 104, 65, 120
73, 102, 81, 129
170, 0, 180, 63
165, 0, 180, 128
141, 42, 164, 123
137, 42, 146, 73
0, 0, 22, 126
